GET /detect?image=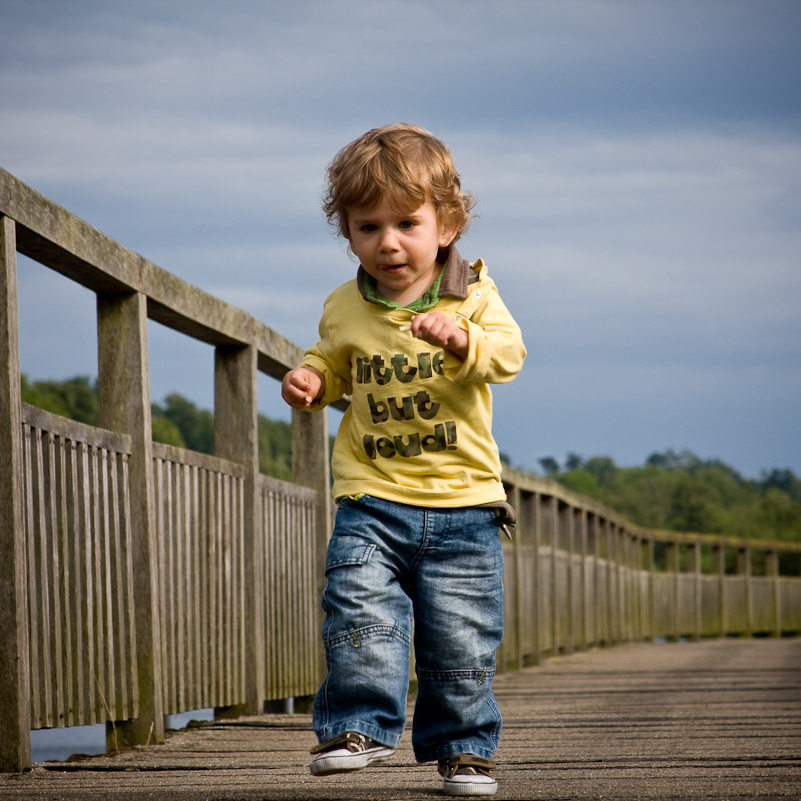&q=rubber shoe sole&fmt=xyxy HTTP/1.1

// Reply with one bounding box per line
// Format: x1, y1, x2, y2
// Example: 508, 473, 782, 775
443, 772, 498, 797
310, 744, 395, 776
